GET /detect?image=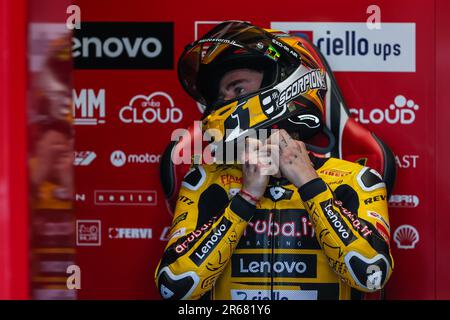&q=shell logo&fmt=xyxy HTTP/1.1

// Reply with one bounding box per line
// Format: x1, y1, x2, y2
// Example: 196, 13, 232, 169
393, 225, 419, 249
